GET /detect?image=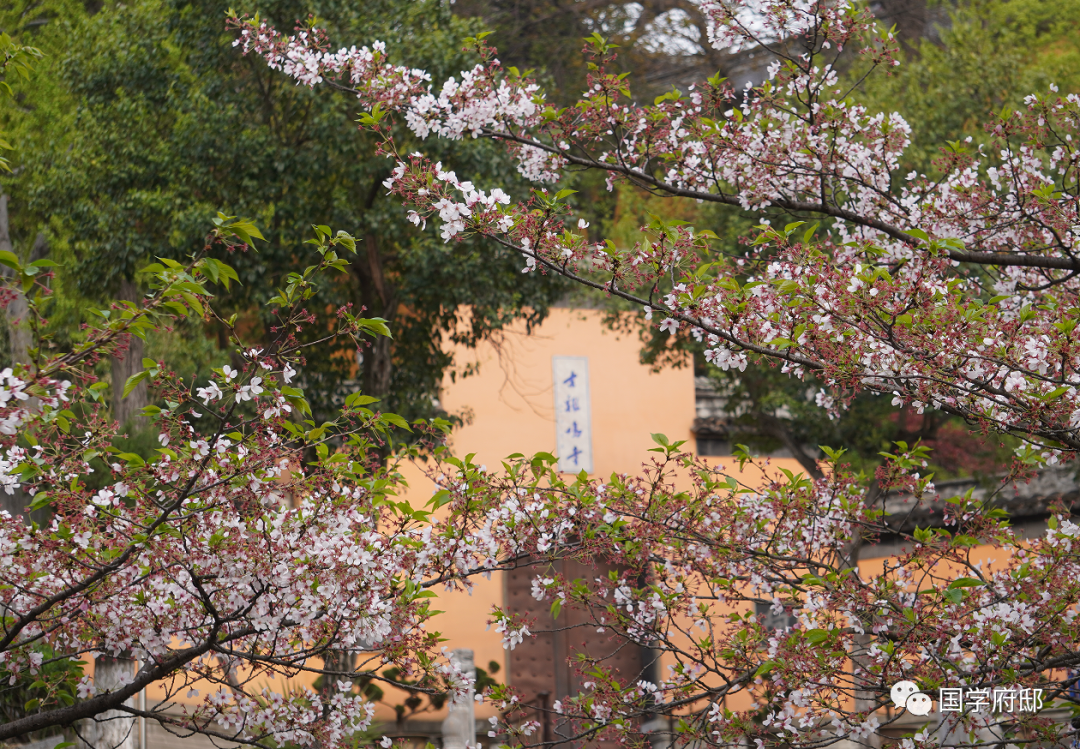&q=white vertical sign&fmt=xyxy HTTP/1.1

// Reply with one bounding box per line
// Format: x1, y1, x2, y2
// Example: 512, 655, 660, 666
553, 356, 593, 473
